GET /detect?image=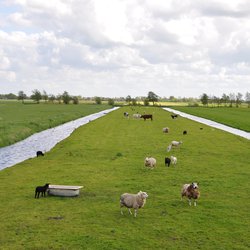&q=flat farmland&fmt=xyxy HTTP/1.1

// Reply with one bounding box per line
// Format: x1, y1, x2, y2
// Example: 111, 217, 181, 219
0, 101, 111, 147
0, 106, 249, 249
171, 106, 250, 132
